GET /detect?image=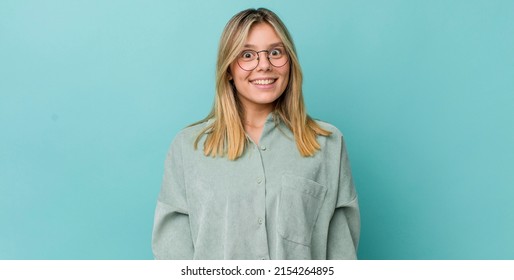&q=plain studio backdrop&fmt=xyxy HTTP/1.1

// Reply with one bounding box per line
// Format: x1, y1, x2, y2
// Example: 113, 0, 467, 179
0, 0, 513, 259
